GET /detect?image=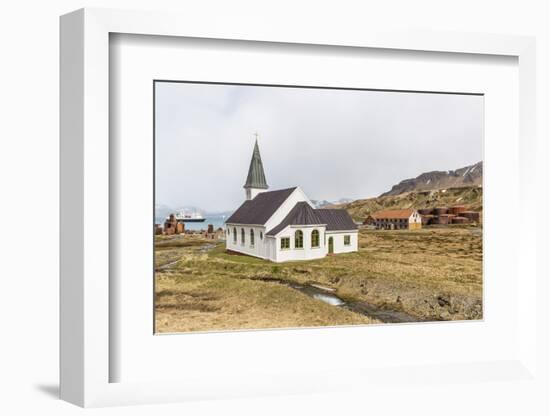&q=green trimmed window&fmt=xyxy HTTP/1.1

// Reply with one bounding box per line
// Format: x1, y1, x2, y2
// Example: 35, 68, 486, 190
311, 229, 320, 248
344, 235, 351, 246
233, 227, 237, 243
250, 229, 255, 246
280, 237, 290, 250
241, 228, 245, 245
295, 230, 303, 249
